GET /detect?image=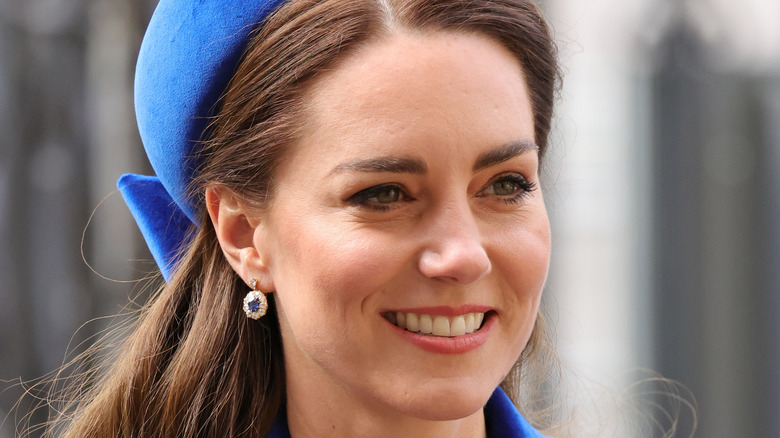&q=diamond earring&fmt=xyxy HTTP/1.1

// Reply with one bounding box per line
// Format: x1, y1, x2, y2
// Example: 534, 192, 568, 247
243, 277, 268, 320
